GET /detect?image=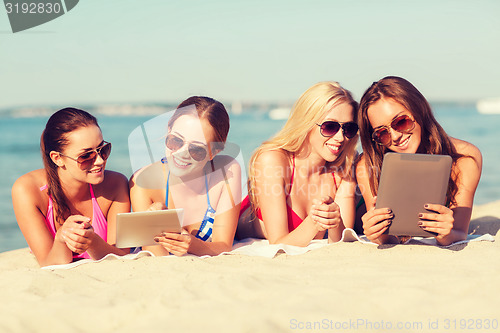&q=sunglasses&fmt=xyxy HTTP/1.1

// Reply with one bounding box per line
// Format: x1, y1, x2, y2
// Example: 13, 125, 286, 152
59, 141, 112, 169
371, 114, 416, 147
165, 134, 208, 162
316, 121, 359, 139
